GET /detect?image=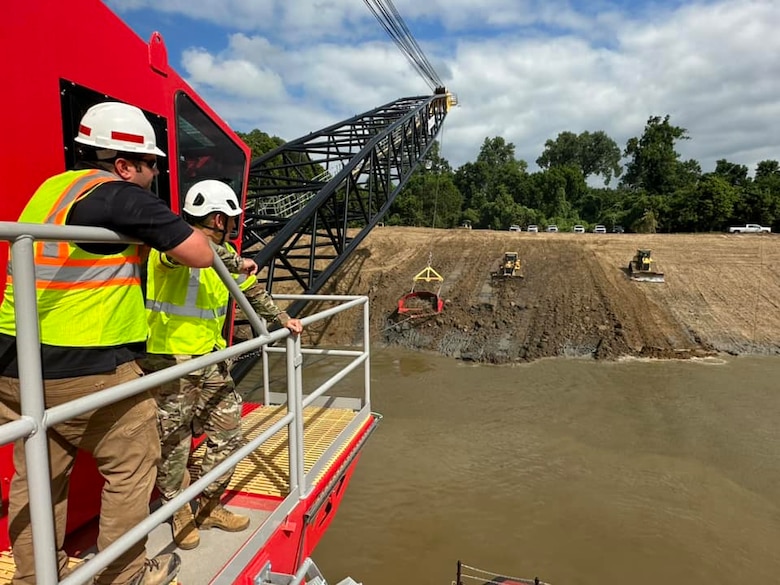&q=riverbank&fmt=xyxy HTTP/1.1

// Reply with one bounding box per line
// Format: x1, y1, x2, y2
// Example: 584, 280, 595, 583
304, 227, 780, 363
